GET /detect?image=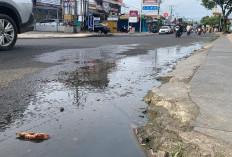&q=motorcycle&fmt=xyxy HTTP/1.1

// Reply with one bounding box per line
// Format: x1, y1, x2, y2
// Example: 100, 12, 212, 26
120, 26, 128, 33
203, 29, 206, 34
187, 29, 192, 36
175, 26, 181, 38
197, 28, 202, 35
